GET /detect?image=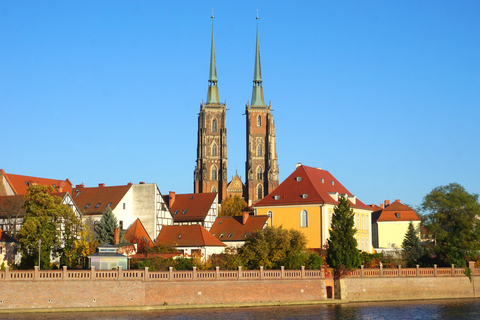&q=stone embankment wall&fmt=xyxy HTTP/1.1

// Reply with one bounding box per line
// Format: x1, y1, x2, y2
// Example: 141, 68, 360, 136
0, 266, 330, 310
0, 264, 478, 311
